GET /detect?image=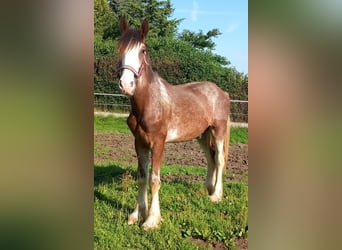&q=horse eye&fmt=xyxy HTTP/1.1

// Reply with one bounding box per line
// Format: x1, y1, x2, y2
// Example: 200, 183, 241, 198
142, 49, 146, 54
